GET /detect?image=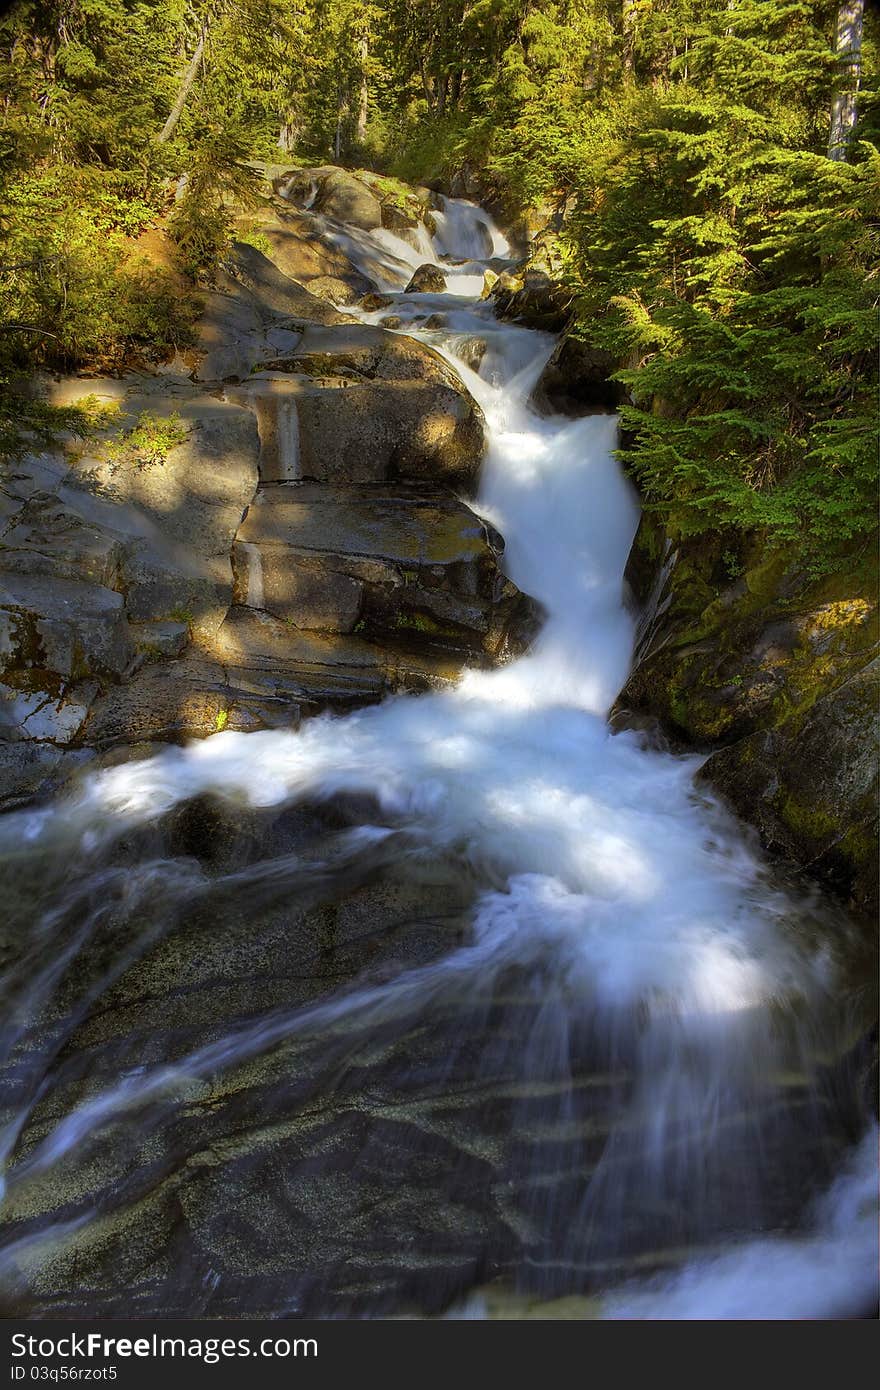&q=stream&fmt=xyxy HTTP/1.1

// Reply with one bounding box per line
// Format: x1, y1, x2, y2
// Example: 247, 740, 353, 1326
0, 197, 876, 1320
